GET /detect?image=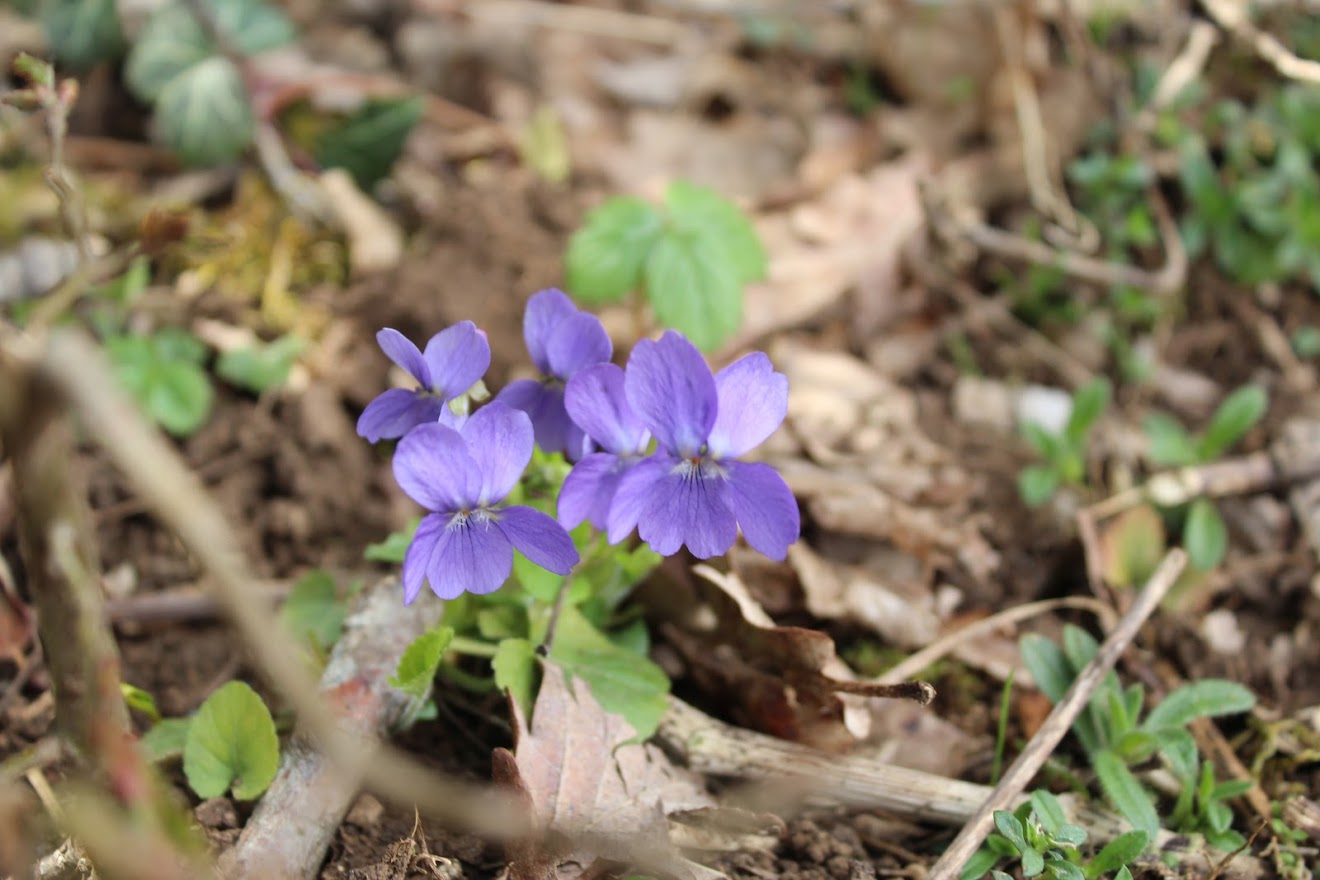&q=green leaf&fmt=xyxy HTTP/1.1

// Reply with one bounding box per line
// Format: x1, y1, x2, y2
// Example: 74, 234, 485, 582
1030, 790, 1067, 835
121, 683, 162, 723
126, 0, 293, 101
364, 521, 418, 563
994, 811, 1030, 855
313, 97, 425, 190
1018, 465, 1059, 507
1199, 385, 1267, 460
1021, 422, 1062, 459
959, 848, 1001, 880
107, 332, 214, 436
1143, 679, 1256, 730
281, 570, 346, 651
493, 638, 538, 720
1053, 824, 1087, 847
1064, 378, 1110, 445
1143, 412, 1199, 466
216, 335, 304, 394
549, 605, 670, 739
1211, 779, 1255, 800
1101, 504, 1166, 588
1020, 634, 1072, 705
1113, 729, 1160, 764
644, 229, 742, 350
140, 717, 192, 764
1093, 749, 1159, 844
389, 626, 455, 699
1085, 830, 1148, 878
155, 56, 255, 166
1184, 498, 1228, 570
39, 0, 124, 69
183, 681, 279, 800
664, 181, 767, 284
565, 197, 665, 303
1155, 727, 1198, 783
